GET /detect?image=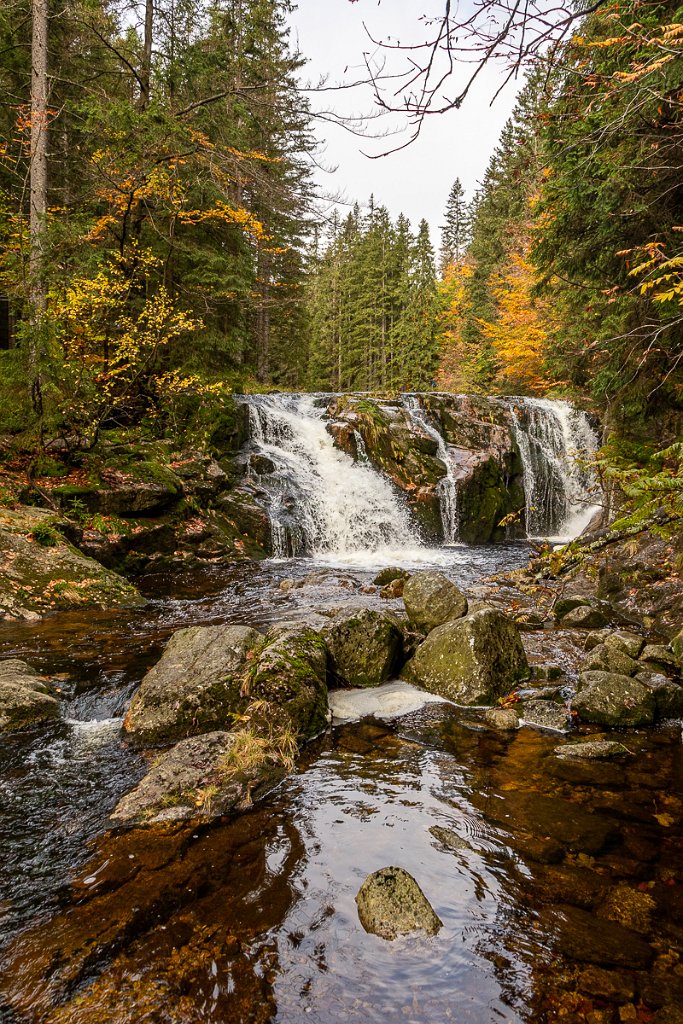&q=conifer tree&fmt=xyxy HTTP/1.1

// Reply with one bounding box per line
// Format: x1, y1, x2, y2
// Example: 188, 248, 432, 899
438, 178, 470, 273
